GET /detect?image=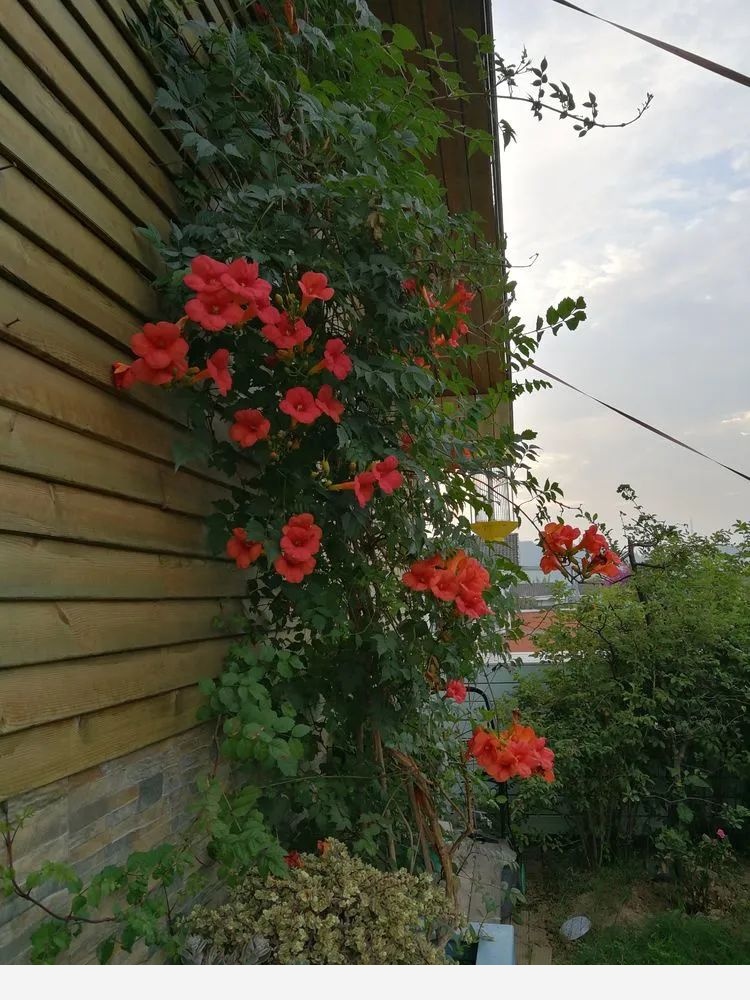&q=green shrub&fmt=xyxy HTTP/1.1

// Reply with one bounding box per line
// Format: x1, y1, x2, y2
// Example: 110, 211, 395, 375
655, 828, 737, 915
509, 511, 750, 867
574, 911, 750, 965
